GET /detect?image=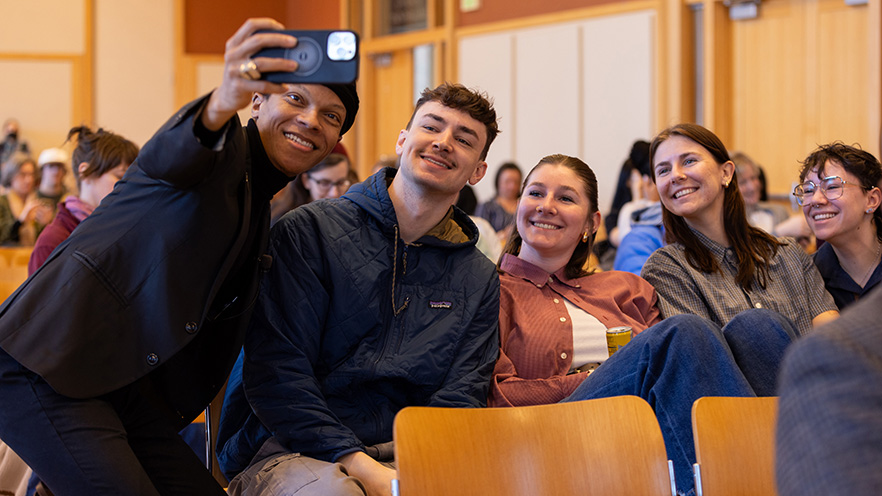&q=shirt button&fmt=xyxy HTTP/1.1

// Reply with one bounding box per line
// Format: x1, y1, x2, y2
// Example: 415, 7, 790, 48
754, 302, 763, 309
559, 317, 566, 322
146, 353, 160, 366
560, 352, 567, 359
553, 298, 560, 304
185, 321, 198, 334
